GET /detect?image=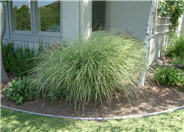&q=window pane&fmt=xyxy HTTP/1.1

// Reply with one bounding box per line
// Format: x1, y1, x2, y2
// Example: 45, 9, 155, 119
13, 1, 31, 31
92, 1, 106, 31
38, 1, 60, 32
